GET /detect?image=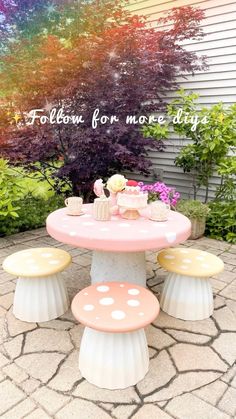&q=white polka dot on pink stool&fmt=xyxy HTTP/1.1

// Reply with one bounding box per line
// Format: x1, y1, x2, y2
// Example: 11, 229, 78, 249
71, 282, 160, 333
